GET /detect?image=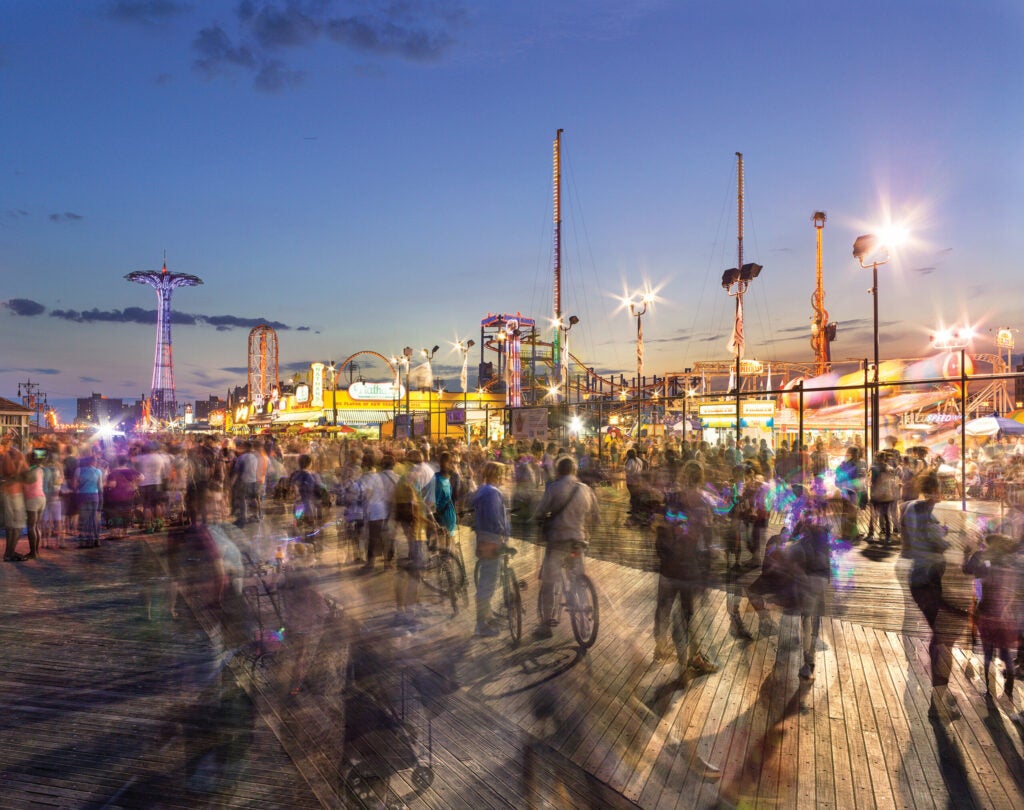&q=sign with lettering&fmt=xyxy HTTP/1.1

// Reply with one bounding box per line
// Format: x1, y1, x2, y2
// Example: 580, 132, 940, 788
349, 381, 403, 401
